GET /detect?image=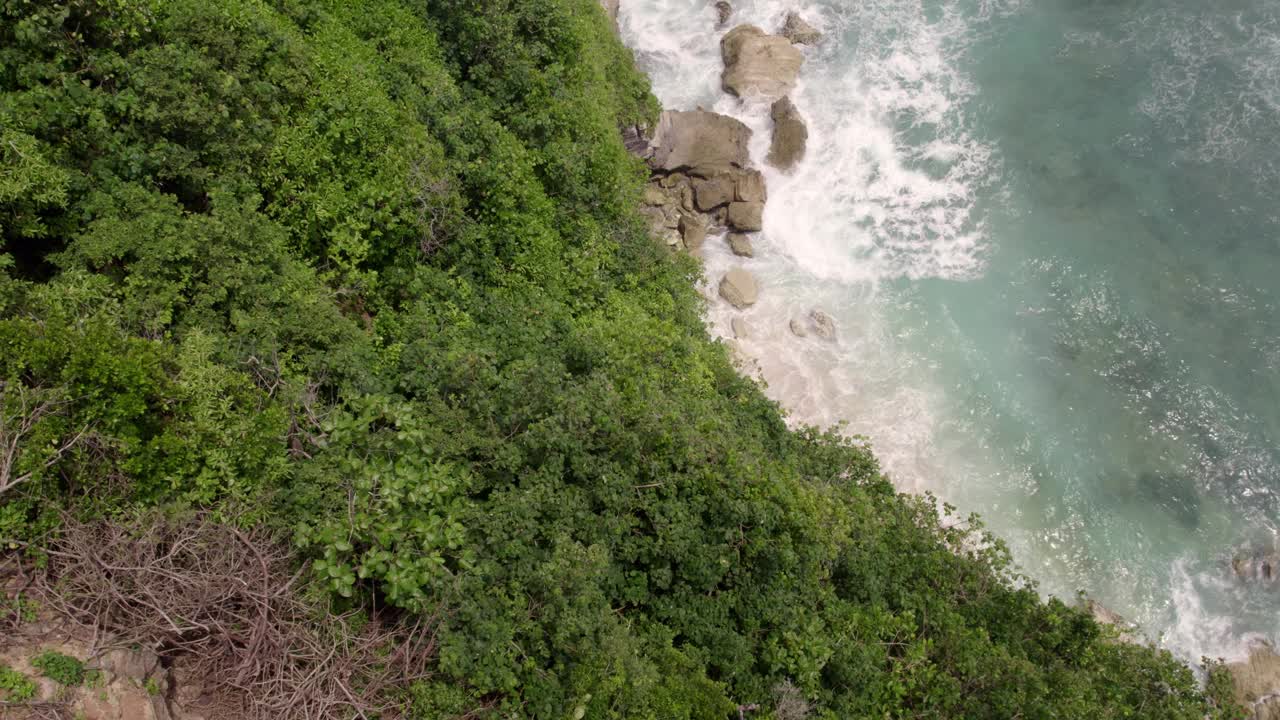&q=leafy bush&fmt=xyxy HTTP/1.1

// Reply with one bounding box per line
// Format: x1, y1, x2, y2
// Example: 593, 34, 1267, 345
0, 665, 37, 701
31, 650, 84, 686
